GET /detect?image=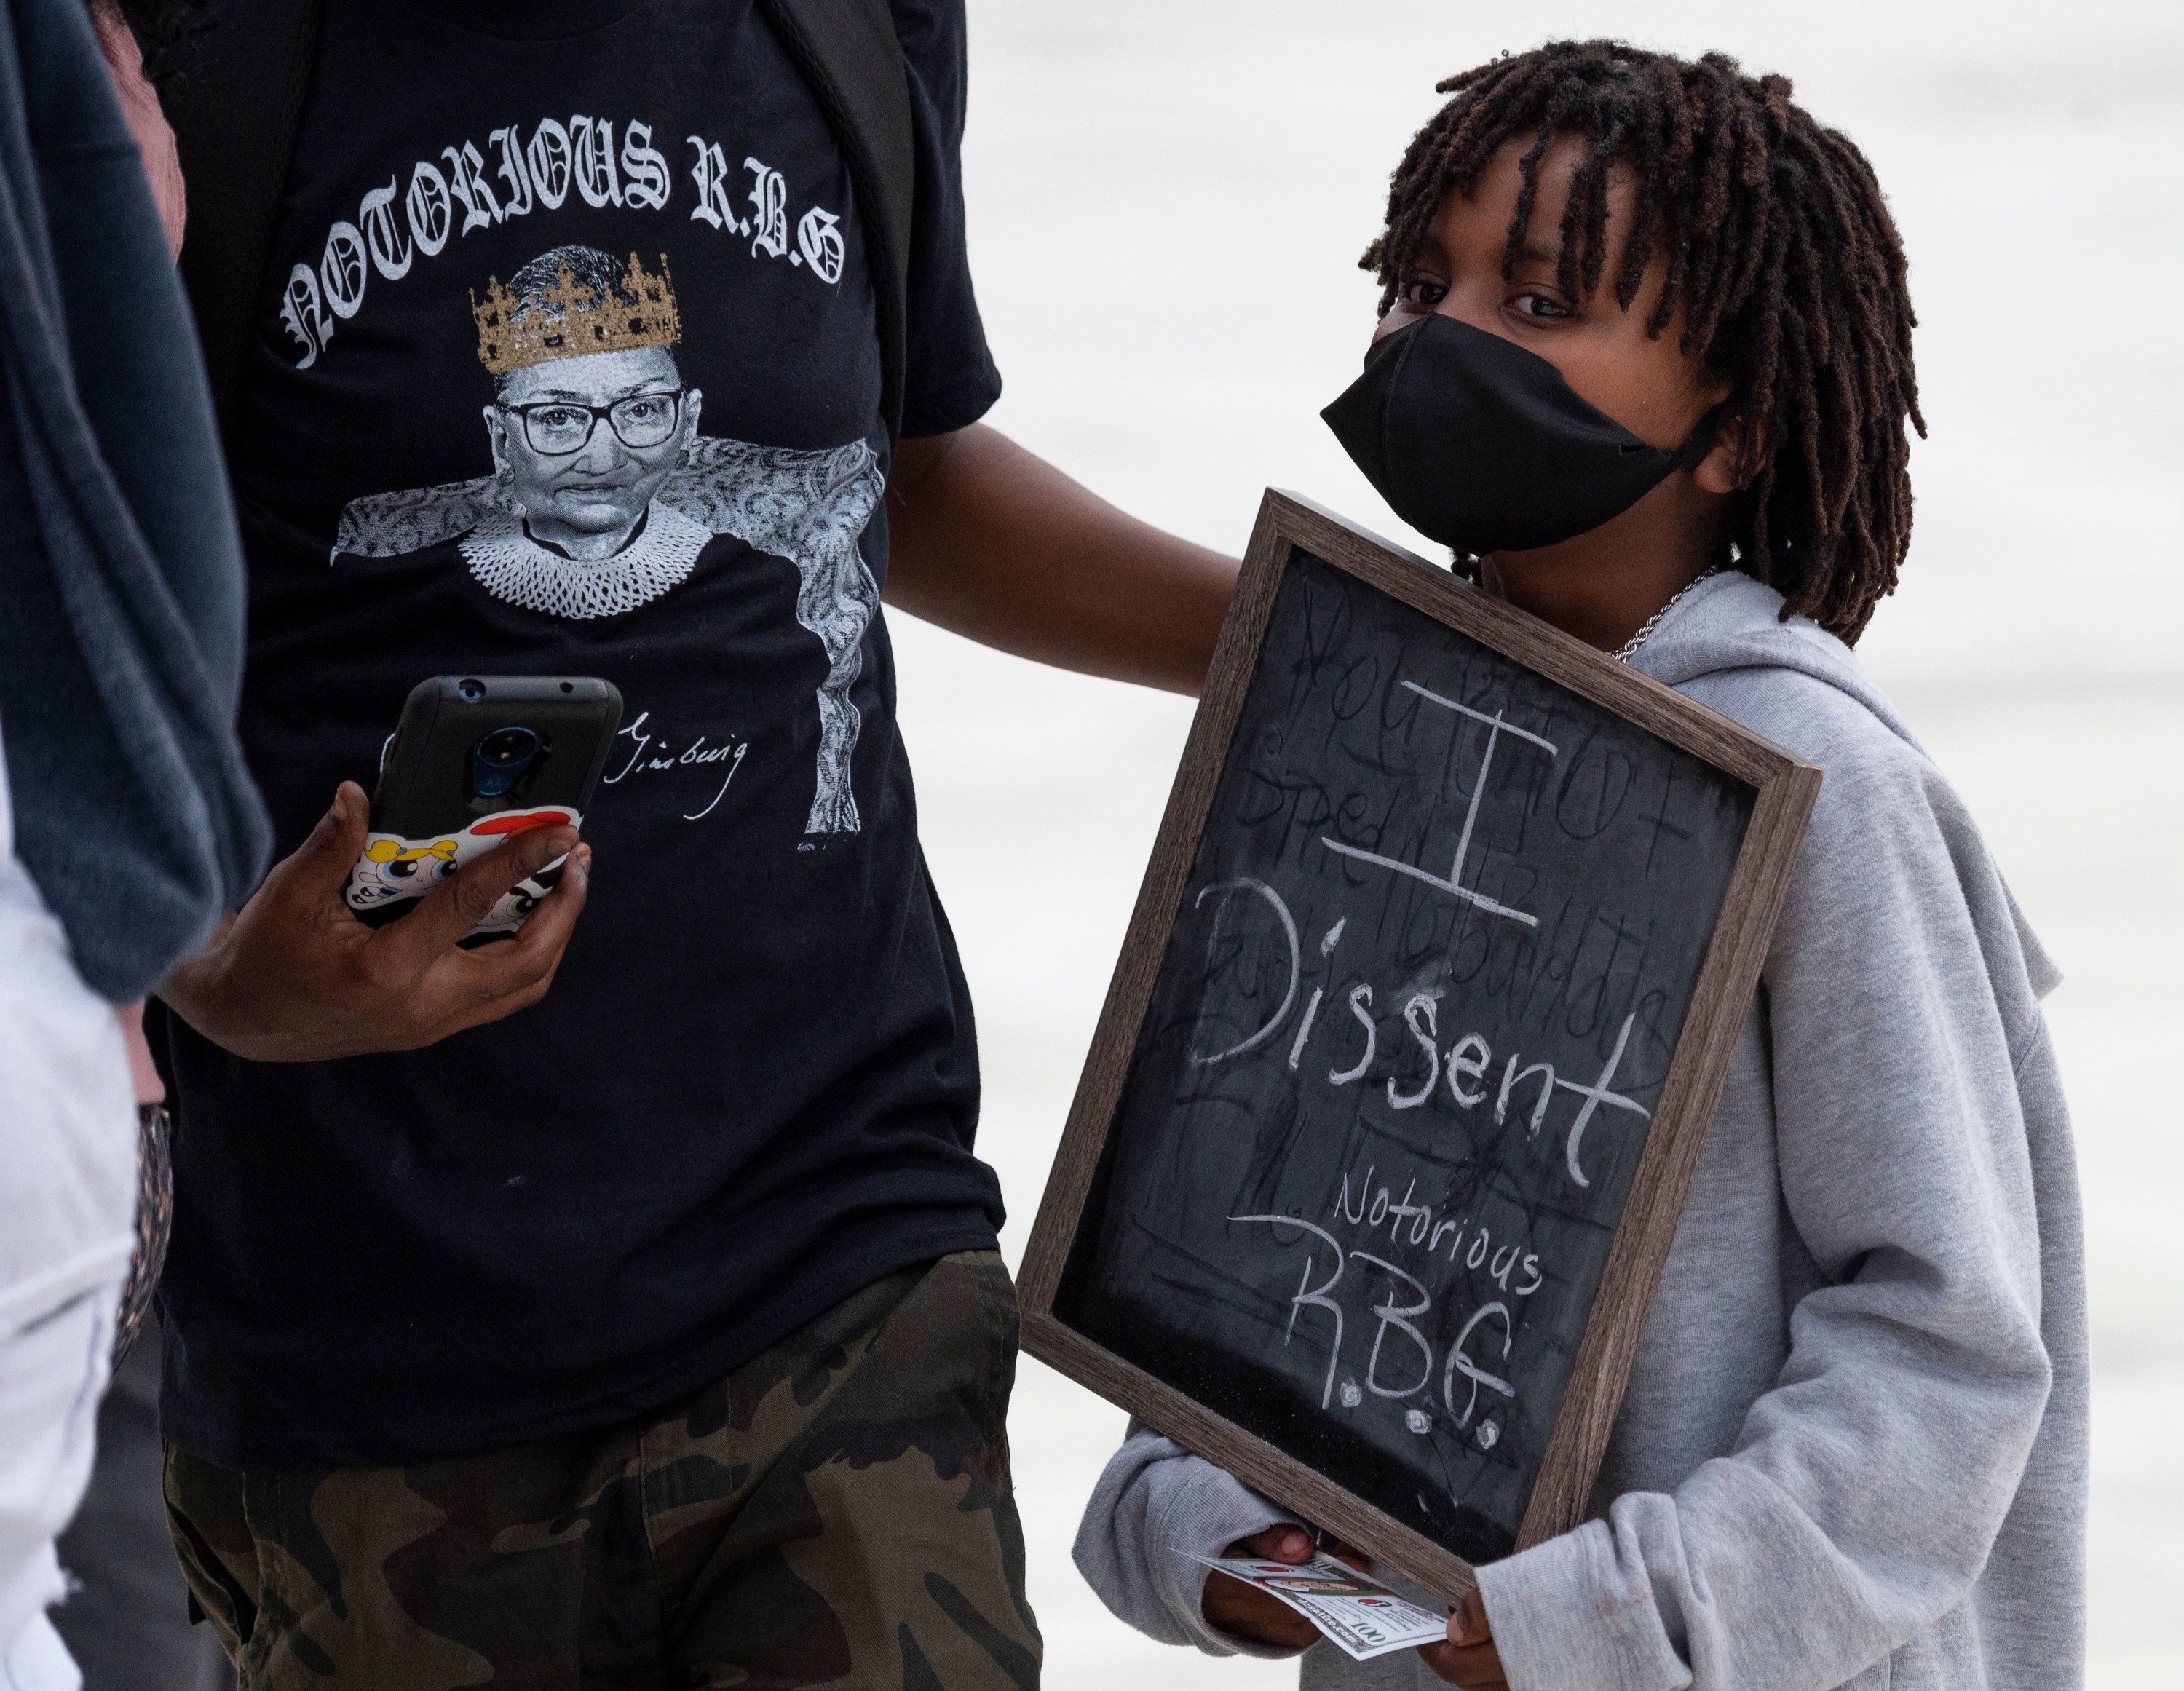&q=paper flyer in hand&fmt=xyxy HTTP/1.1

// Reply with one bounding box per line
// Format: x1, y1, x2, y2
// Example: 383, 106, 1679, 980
1191, 1551, 1449, 1660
